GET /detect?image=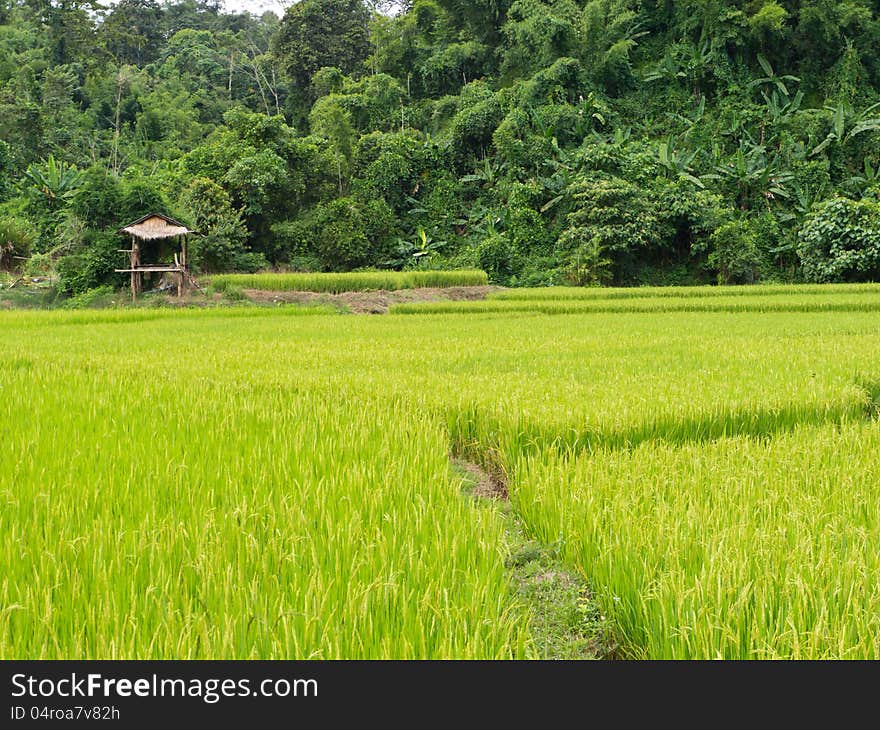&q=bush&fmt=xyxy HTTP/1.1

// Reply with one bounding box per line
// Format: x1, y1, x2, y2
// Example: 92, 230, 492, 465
474, 232, 517, 285
631, 262, 705, 287
510, 254, 562, 287
62, 285, 115, 309
269, 219, 313, 263
559, 236, 612, 286
559, 175, 666, 258
55, 254, 91, 295
180, 177, 250, 273
56, 230, 124, 295
230, 251, 269, 273
309, 197, 397, 270
0, 140, 10, 202
352, 130, 434, 213
798, 197, 880, 282
23, 252, 53, 277
0, 216, 36, 268
505, 182, 555, 255
706, 221, 764, 285
189, 220, 253, 273
119, 178, 169, 223
210, 282, 245, 300
69, 168, 123, 229
448, 88, 503, 168
286, 254, 324, 272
